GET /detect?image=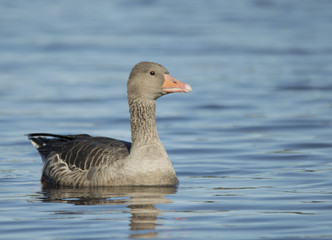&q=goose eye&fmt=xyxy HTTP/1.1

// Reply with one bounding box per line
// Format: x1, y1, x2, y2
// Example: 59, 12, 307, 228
150, 71, 155, 76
